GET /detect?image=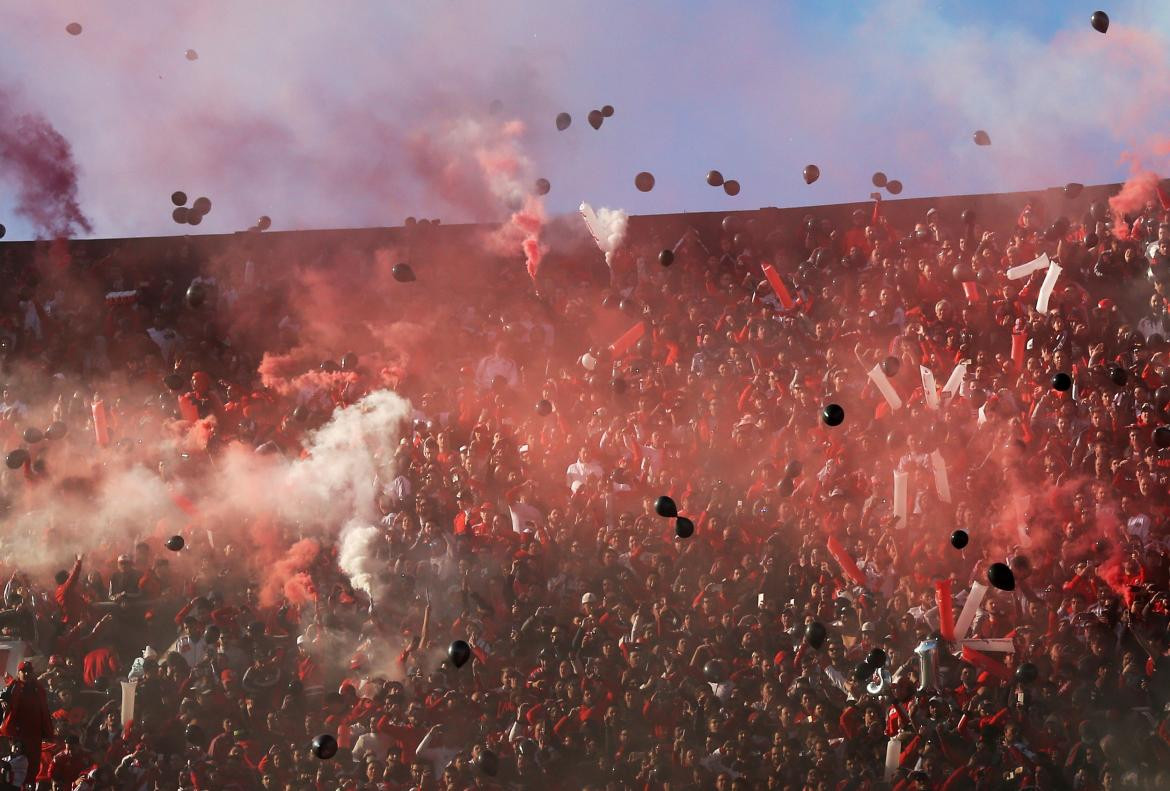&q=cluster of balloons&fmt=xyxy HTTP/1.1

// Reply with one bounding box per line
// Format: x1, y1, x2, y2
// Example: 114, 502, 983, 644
6, 420, 68, 469
654, 495, 693, 538
706, 170, 741, 196
871, 171, 903, 194
171, 192, 212, 226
